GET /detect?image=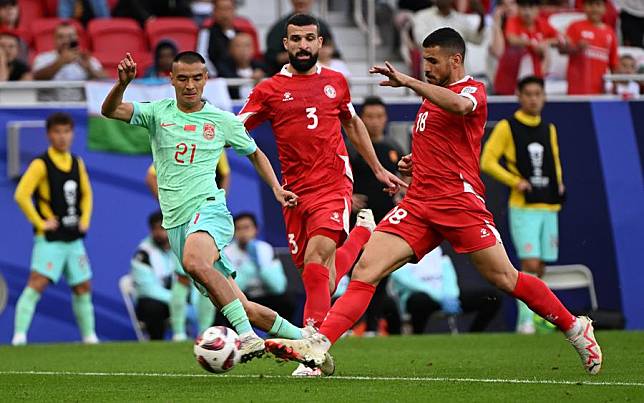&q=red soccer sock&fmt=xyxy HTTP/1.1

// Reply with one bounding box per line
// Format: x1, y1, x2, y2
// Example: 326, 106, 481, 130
301, 263, 331, 328
511, 271, 576, 331
334, 227, 371, 290
319, 280, 376, 343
